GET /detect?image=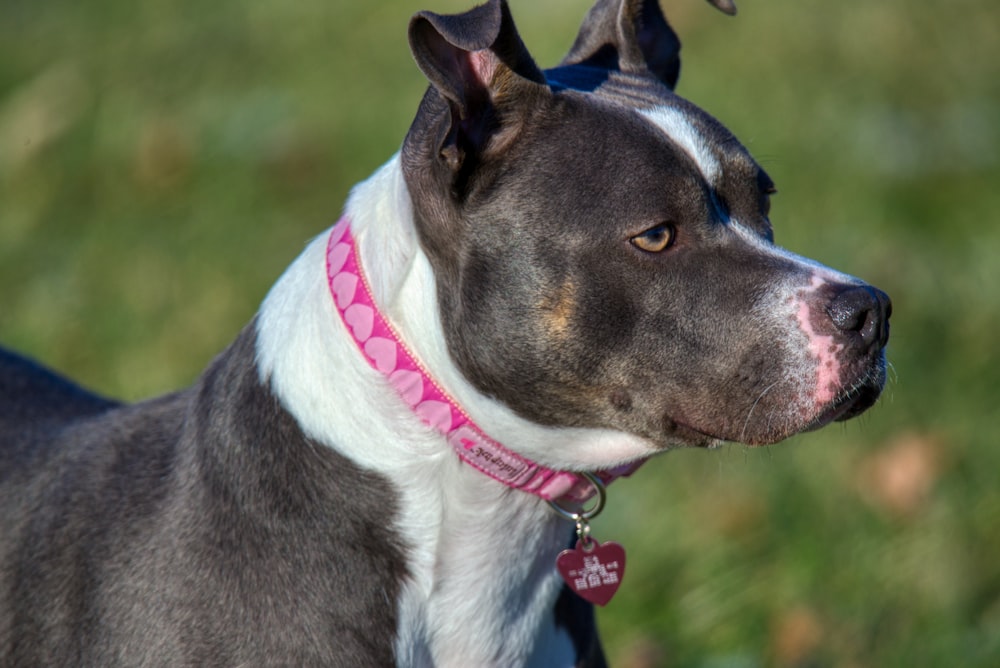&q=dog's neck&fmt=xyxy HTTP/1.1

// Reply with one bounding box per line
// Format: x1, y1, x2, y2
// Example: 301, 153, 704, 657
329, 216, 636, 506
256, 156, 610, 664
